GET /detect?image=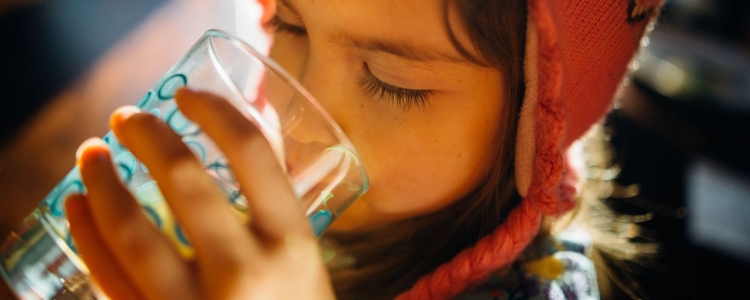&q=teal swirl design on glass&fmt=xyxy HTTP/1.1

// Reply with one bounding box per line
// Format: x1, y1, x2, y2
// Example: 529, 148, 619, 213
115, 152, 137, 184
309, 210, 331, 236
228, 189, 248, 213
142, 205, 163, 229
136, 90, 154, 108
205, 160, 246, 212
157, 74, 187, 100
149, 108, 161, 118
174, 223, 191, 247
65, 232, 78, 254
165, 106, 201, 137
206, 160, 237, 184
103, 132, 127, 153
136, 181, 165, 204
184, 140, 207, 164
46, 174, 85, 217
